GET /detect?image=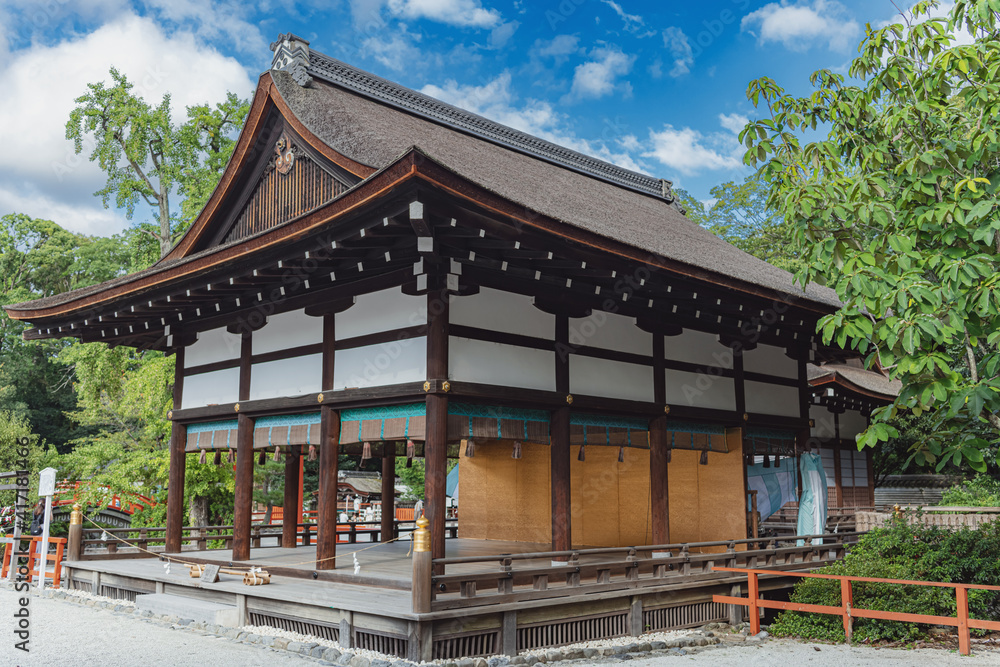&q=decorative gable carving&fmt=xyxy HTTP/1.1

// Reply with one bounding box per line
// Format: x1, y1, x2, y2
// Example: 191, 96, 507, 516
223, 133, 349, 244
